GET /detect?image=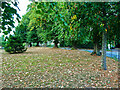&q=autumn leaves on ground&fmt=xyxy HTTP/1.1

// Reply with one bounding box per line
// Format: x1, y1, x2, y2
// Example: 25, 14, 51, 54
2, 47, 118, 88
